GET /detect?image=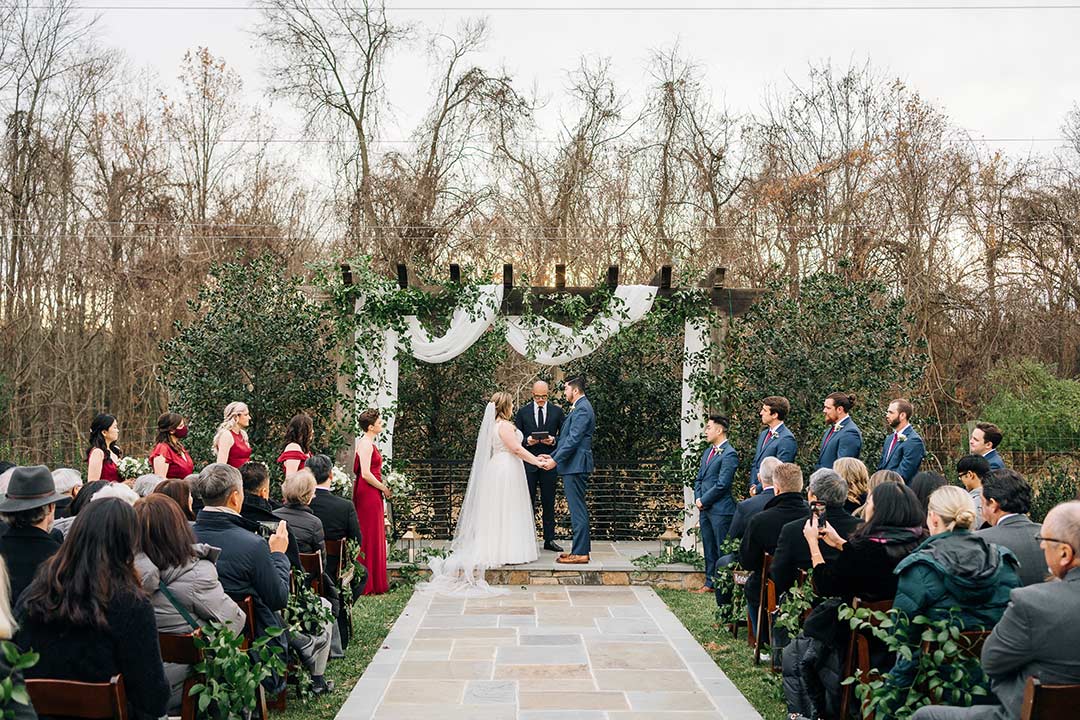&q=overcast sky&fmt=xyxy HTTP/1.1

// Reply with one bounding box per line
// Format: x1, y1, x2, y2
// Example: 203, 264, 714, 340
90, 0, 1080, 166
